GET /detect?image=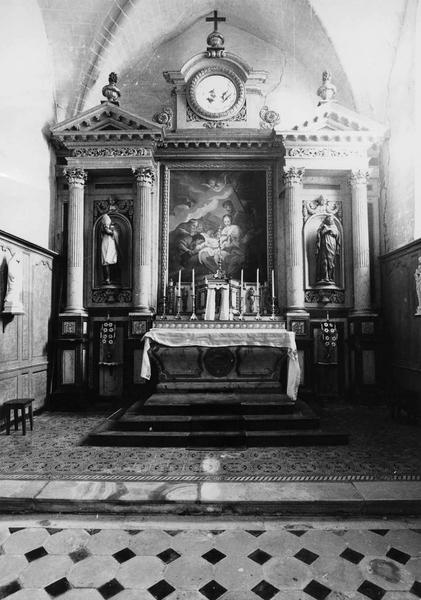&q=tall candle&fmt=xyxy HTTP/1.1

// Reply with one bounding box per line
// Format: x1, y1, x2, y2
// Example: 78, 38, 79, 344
256, 268, 259, 289
240, 269, 243, 291
178, 269, 181, 296
192, 268, 195, 291
271, 269, 275, 298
